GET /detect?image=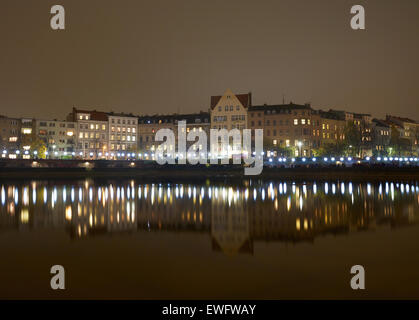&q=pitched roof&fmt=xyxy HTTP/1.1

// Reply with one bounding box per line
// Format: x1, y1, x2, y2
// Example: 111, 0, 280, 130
210, 92, 252, 109
372, 118, 390, 128
386, 115, 417, 124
